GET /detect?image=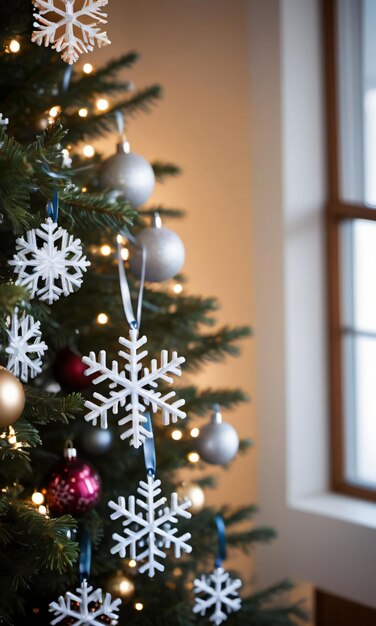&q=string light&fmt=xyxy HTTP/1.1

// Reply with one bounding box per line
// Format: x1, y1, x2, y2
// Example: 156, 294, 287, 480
81, 187, 87, 192
190, 427, 200, 438
83, 62, 93, 74
49, 106, 61, 118
171, 430, 182, 441
121, 248, 129, 261
32, 491, 45, 506
96, 98, 109, 111
187, 452, 200, 464
128, 559, 137, 568
8, 426, 17, 445
172, 283, 183, 295
134, 602, 144, 611
96, 313, 109, 325
38, 505, 47, 516
116, 234, 125, 244
100, 244, 112, 256
78, 107, 88, 118
9, 39, 20, 53
83, 144, 95, 158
